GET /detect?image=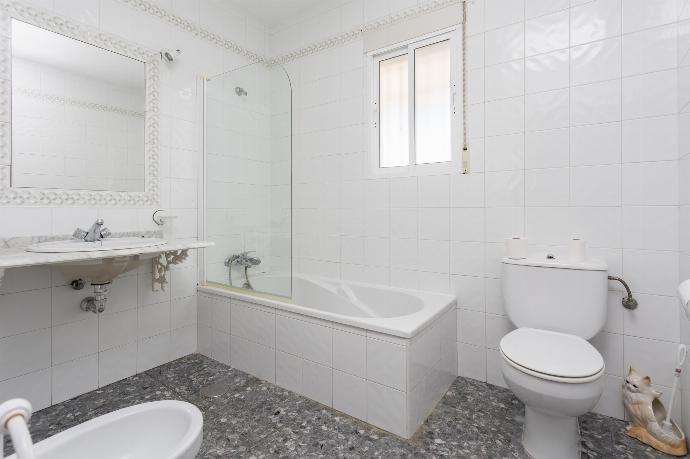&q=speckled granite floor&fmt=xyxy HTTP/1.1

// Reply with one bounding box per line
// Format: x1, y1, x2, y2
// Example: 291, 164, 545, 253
3, 354, 681, 458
